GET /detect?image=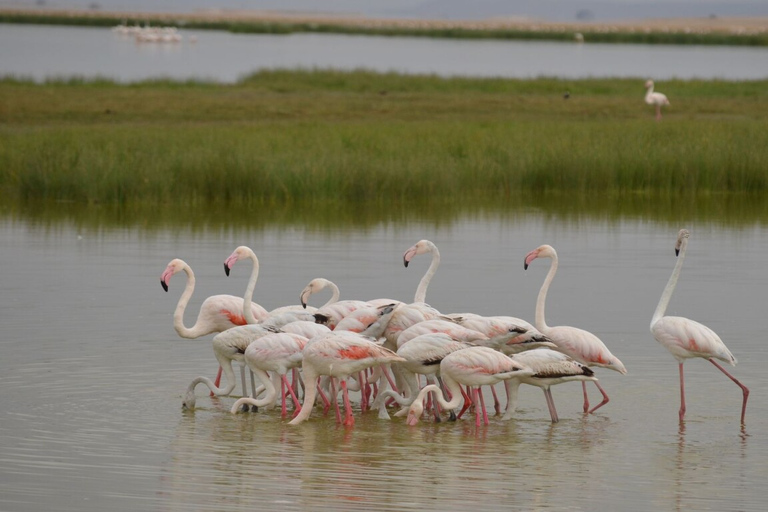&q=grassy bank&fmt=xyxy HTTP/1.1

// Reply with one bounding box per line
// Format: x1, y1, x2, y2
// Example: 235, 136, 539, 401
1, 71, 767, 216
2, 9, 768, 46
